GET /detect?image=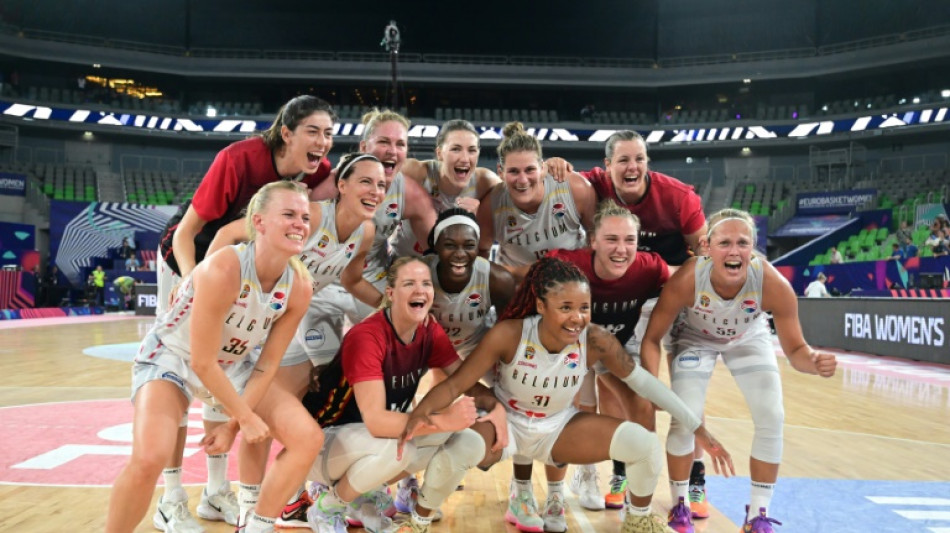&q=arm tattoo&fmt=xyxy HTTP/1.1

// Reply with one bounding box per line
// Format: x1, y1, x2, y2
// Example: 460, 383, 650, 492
589, 325, 636, 376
